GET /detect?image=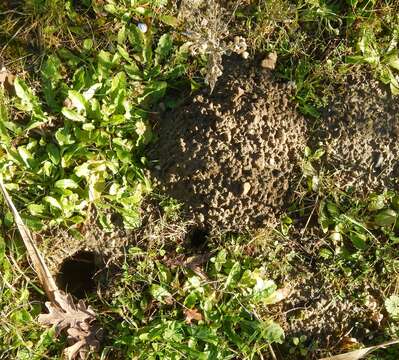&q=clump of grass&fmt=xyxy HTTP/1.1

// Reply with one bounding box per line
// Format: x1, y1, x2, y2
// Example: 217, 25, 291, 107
0, 0, 198, 231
